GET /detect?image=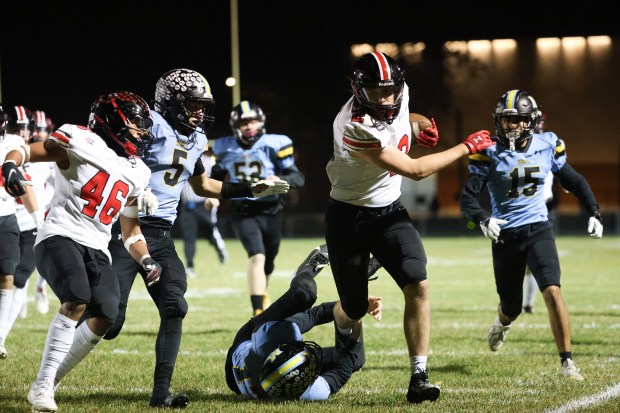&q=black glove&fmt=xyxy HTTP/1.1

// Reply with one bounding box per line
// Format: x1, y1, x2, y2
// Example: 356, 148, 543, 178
142, 256, 162, 287
2, 162, 28, 197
